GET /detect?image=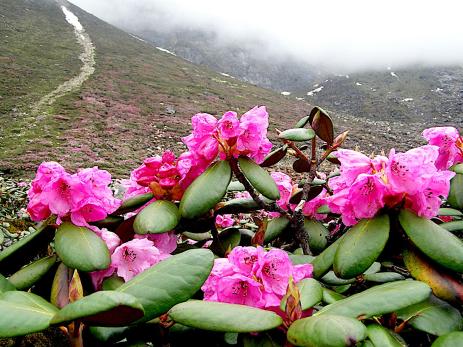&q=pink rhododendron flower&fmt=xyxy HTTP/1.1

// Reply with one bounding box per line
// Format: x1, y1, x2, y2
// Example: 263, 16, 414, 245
202, 246, 313, 315
126, 150, 207, 201
255, 248, 293, 296
215, 214, 235, 228
182, 106, 272, 164
302, 189, 329, 220
111, 238, 169, 282
422, 126, 463, 170
271, 172, 293, 210
134, 231, 178, 254
327, 145, 455, 225
27, 163, 120, 227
